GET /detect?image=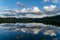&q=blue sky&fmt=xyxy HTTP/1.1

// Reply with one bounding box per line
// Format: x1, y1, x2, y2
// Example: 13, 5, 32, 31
0, 0, 60, 18
0, 0, 60, 9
